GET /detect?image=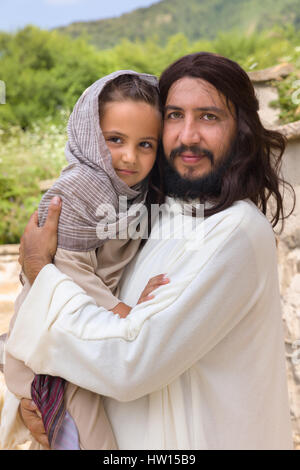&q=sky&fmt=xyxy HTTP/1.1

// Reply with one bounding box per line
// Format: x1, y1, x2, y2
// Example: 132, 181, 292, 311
0, 0, 160, 32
